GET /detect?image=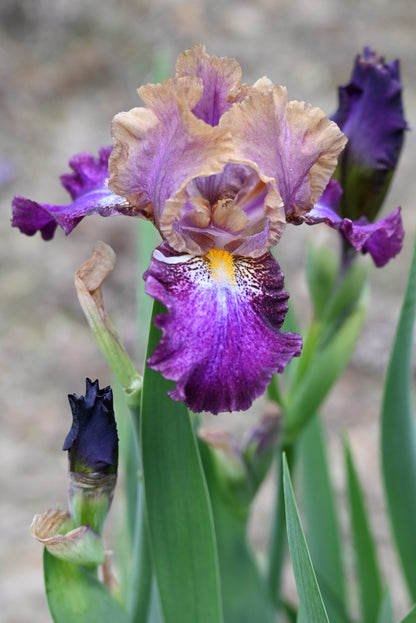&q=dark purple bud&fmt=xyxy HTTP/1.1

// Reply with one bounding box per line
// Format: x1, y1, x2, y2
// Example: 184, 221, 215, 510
332, 48, 407, 222
63, 378, 118, 475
